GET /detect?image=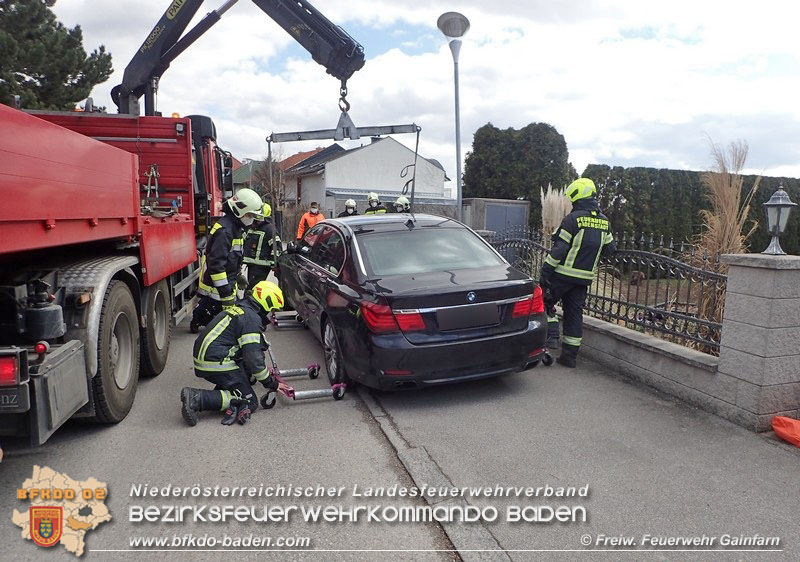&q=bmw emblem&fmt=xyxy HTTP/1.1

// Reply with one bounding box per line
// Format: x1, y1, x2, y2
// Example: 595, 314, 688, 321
466, 292, 476, 303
